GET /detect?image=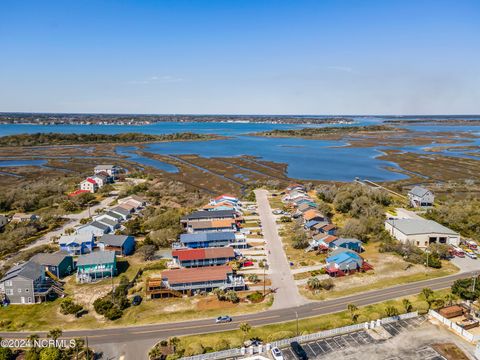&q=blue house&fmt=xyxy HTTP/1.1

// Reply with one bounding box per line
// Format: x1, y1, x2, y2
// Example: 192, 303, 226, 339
98, 234, 135, 256
330, 238, 363, 252
326, 248, 364, 276
305, 220, 320, 230
59, 233, 95, 255
178, 232, 237, 248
